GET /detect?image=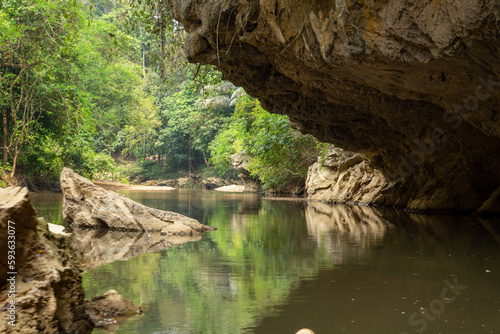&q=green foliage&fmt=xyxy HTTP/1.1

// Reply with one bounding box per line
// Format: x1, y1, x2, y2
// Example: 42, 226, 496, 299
0, 0, 103, 184
116, 162, 144, 180
210, 93, 327, 190
153, 80, 234, 174
0, 0, 167, 185
0, 0, 323, 189
0, 164, 11, 187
